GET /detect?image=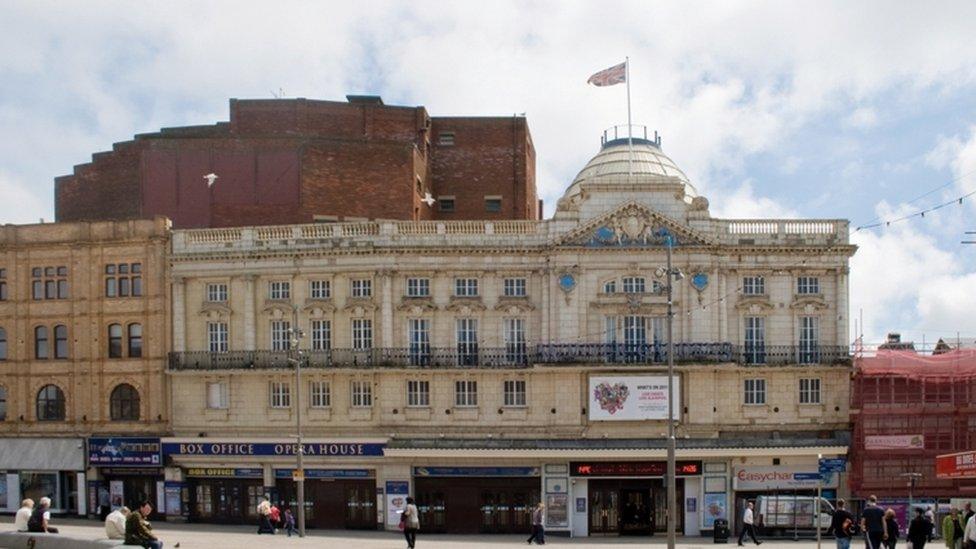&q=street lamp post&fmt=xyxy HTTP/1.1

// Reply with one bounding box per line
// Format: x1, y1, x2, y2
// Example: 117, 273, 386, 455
287, 307, 306, 537
901, 472, 922, 514
657, 231, 683, 549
